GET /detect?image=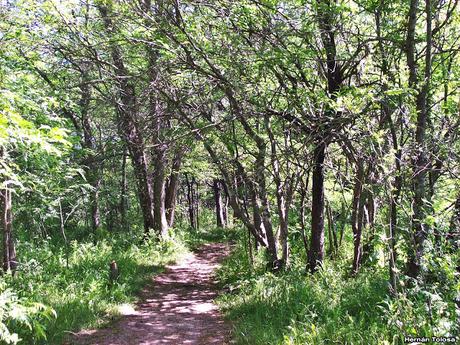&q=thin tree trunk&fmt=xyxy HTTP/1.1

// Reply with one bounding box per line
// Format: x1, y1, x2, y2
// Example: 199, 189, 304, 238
1, 186, 16, 273
79, 65, 101, 233
361, 192, 377, 265
194, 177, 200, 230
153, 149, 168, 237
389, 120, 402, 291
165, 150, 182, 227
339, 202, 347, 247
185, 173, 196, 229
308, 142, 326, 272
376, 3, 400, 292
406, 0, 432, 278
248, 181, 267, 245
222, 186, 229, 227
299, 188, 309, 255
352, 162, 365, 274
299, 172, 310, 255
221, 179, 229, 226
265, 114, 292, 267
448, 193, 460, 250
213, 179, 225, 228
326, 200, 336, 257
120, 148, 129, 230
254, 142, 277, 264
247, 226, 254, 268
